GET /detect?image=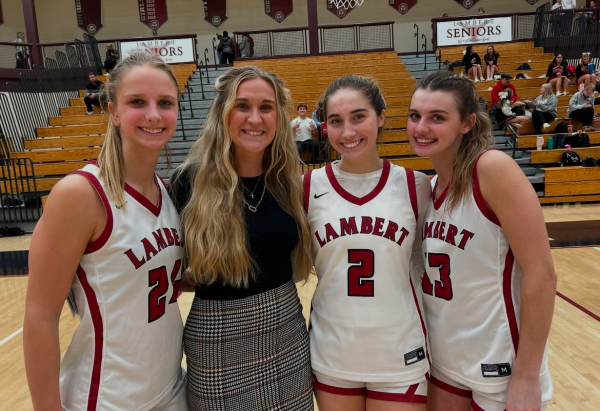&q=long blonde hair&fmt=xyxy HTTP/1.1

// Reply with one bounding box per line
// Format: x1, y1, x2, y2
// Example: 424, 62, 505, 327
173, 66, 313, 287
540, 83, 554, 98
415, 71, 493, 212
97, 51, 179, 208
